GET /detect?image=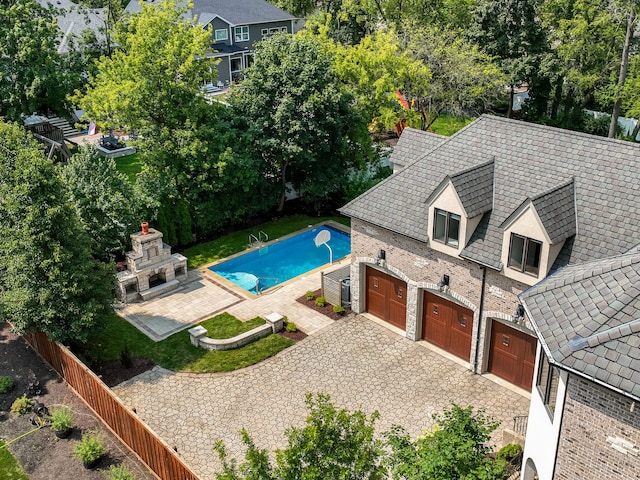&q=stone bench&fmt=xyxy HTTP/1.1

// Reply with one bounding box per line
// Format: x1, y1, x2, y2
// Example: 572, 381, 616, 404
139, 279, 180, 301
189, 313, 284, 351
